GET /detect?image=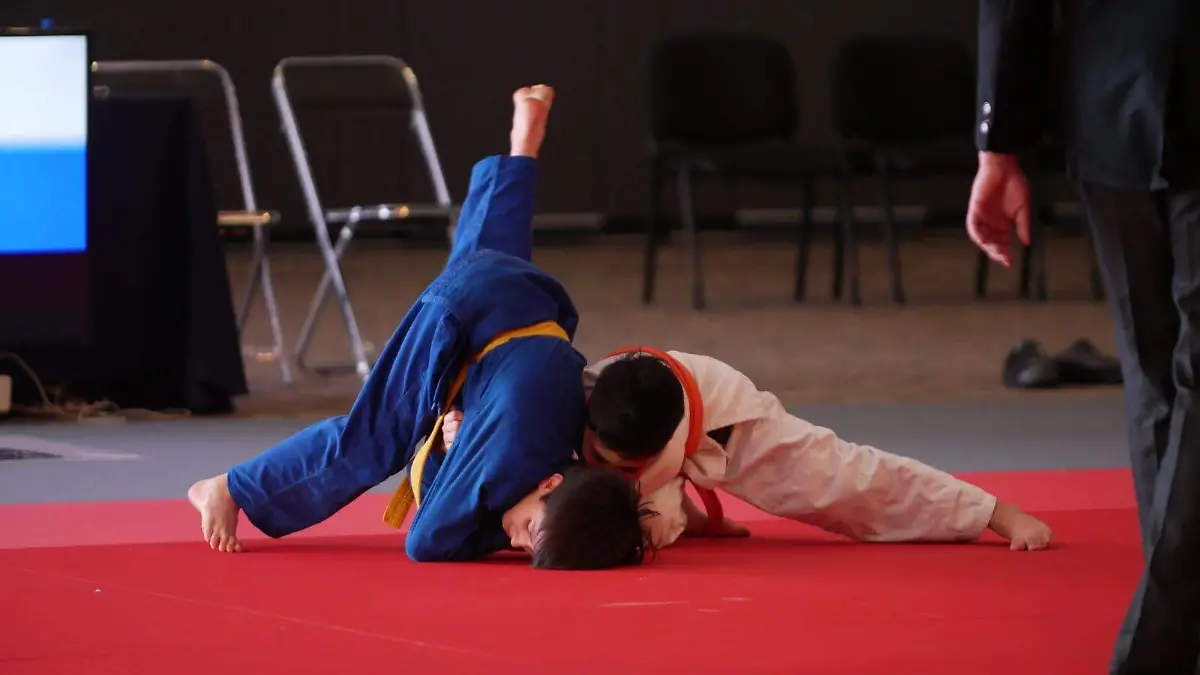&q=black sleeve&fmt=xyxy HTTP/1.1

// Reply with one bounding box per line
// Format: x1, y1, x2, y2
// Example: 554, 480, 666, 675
976, 0, 1057, 153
